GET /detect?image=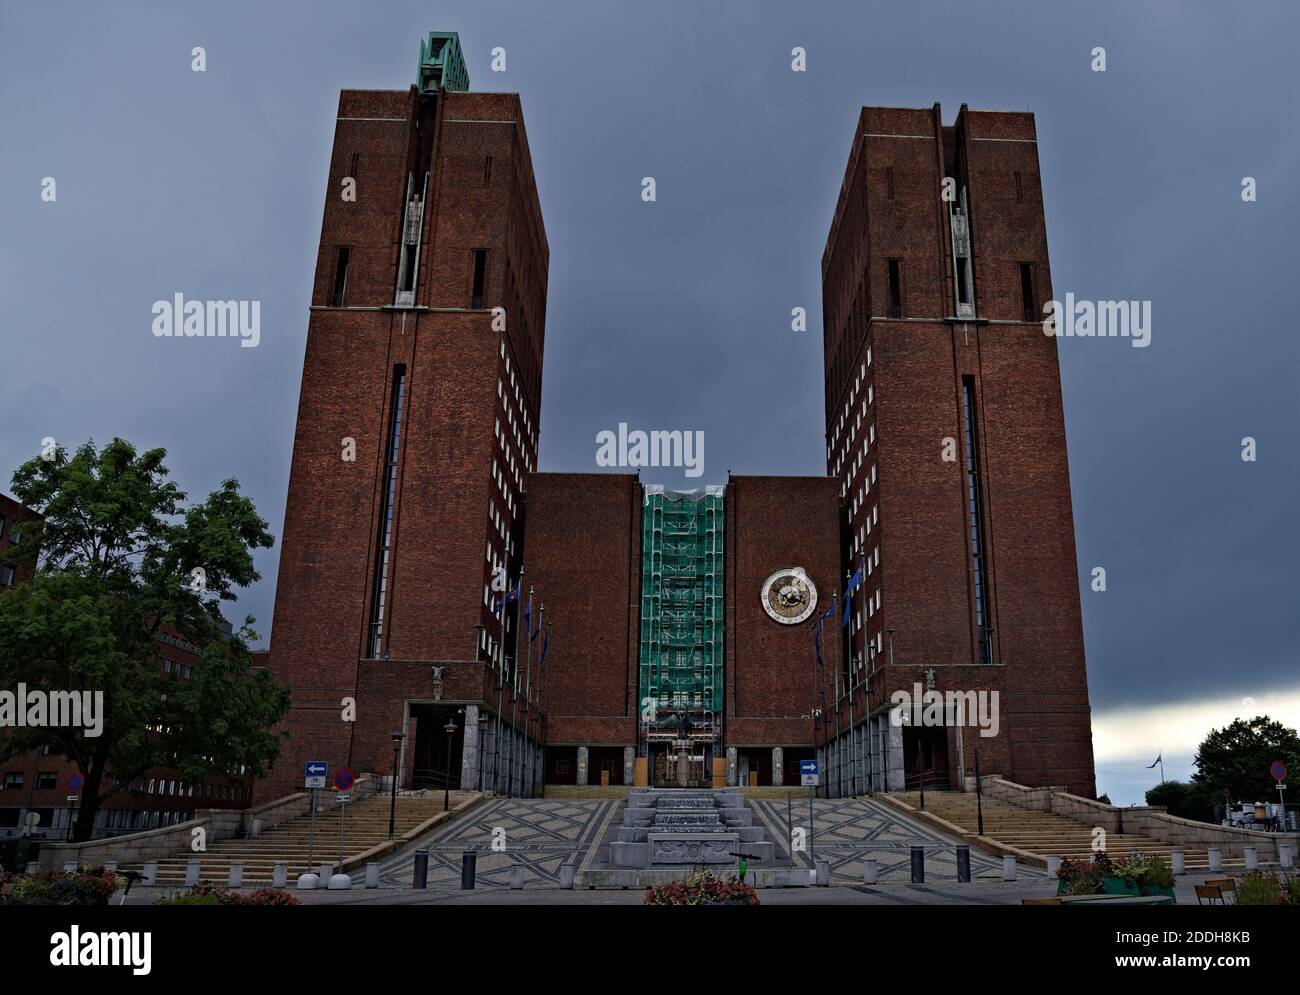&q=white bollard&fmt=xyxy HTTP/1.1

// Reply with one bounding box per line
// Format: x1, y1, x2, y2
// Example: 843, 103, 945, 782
1171, 850, 1185, 875
1045, 855, 1062, 876
1278, 844, 1294, 868
318, 863, 332, 881
815, 858, 830, 886
273, 863, 287, 887
228, 863, 243, 888
1244, 846, 1257, 870
103, 861, 119, 873
365, 862, 380, 889
559, 863, 576, 889
185, 861, 201, 886
1207, 847, 1222, 872
250, 818, 262, 838
1002, 856, 1017, 881
510, 863, 525, 889
142, 861, 157, 885
63, 861, 78, 873
863, 858, 878, 884
326, 872, 352, 890
296, 872, 320, 890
